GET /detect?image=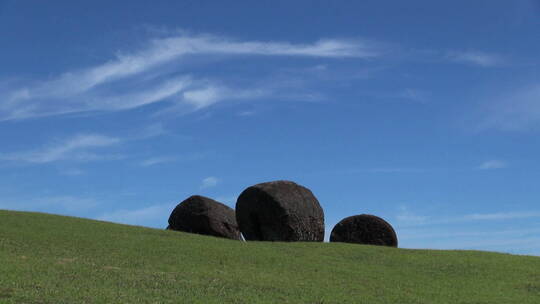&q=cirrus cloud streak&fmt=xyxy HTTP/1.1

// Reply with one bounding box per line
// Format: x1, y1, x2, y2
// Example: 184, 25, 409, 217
0, 33, 379, 121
